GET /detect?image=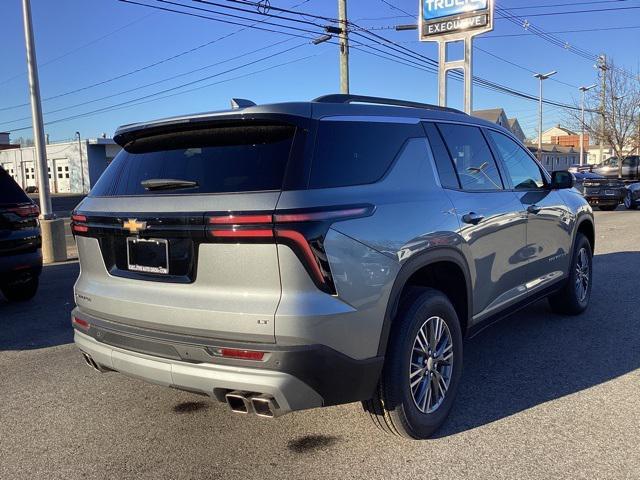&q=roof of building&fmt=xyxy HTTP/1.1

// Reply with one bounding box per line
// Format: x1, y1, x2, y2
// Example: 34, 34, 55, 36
526, 143, 579, 154
471, 108, 506, 124
507, 118, 520, 129
543, 124, 577, 136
